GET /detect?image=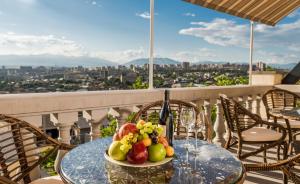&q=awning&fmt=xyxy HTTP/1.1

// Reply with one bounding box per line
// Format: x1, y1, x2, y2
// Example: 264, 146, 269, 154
184, 0, 300, 26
